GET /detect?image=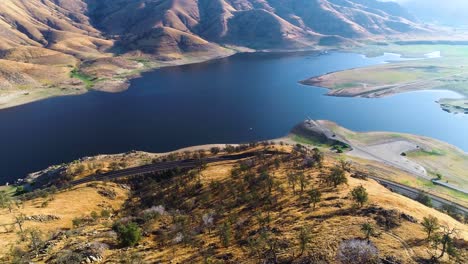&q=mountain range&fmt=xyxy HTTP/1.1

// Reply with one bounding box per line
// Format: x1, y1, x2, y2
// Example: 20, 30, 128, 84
0, 0, 428, 107
0, 0, 423, 54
